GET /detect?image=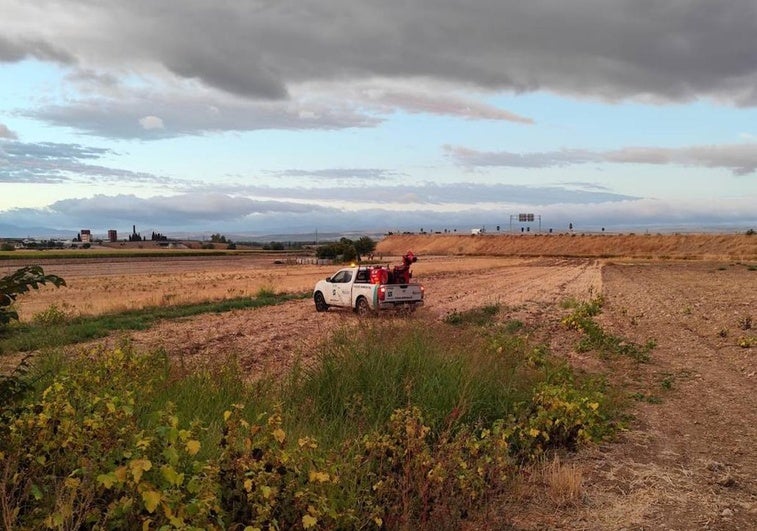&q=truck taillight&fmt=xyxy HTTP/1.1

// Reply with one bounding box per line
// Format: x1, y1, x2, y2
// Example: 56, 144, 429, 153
378, 286, 386, 301
420, 286, 425, 299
